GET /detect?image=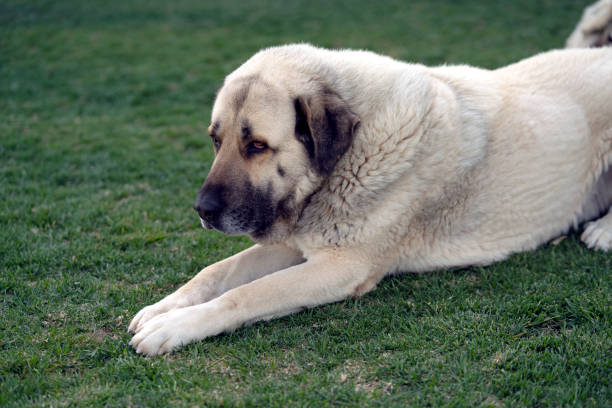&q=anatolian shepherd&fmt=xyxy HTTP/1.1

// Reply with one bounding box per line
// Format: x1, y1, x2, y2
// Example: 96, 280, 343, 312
129, 40, 612, 356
